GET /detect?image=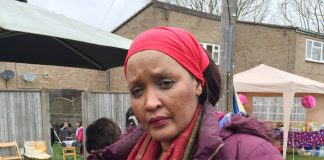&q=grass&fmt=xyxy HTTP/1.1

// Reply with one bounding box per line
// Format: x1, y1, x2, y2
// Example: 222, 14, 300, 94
286, 150, 323, 160
52, 144, 84, 160
51, 144, 324, 160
